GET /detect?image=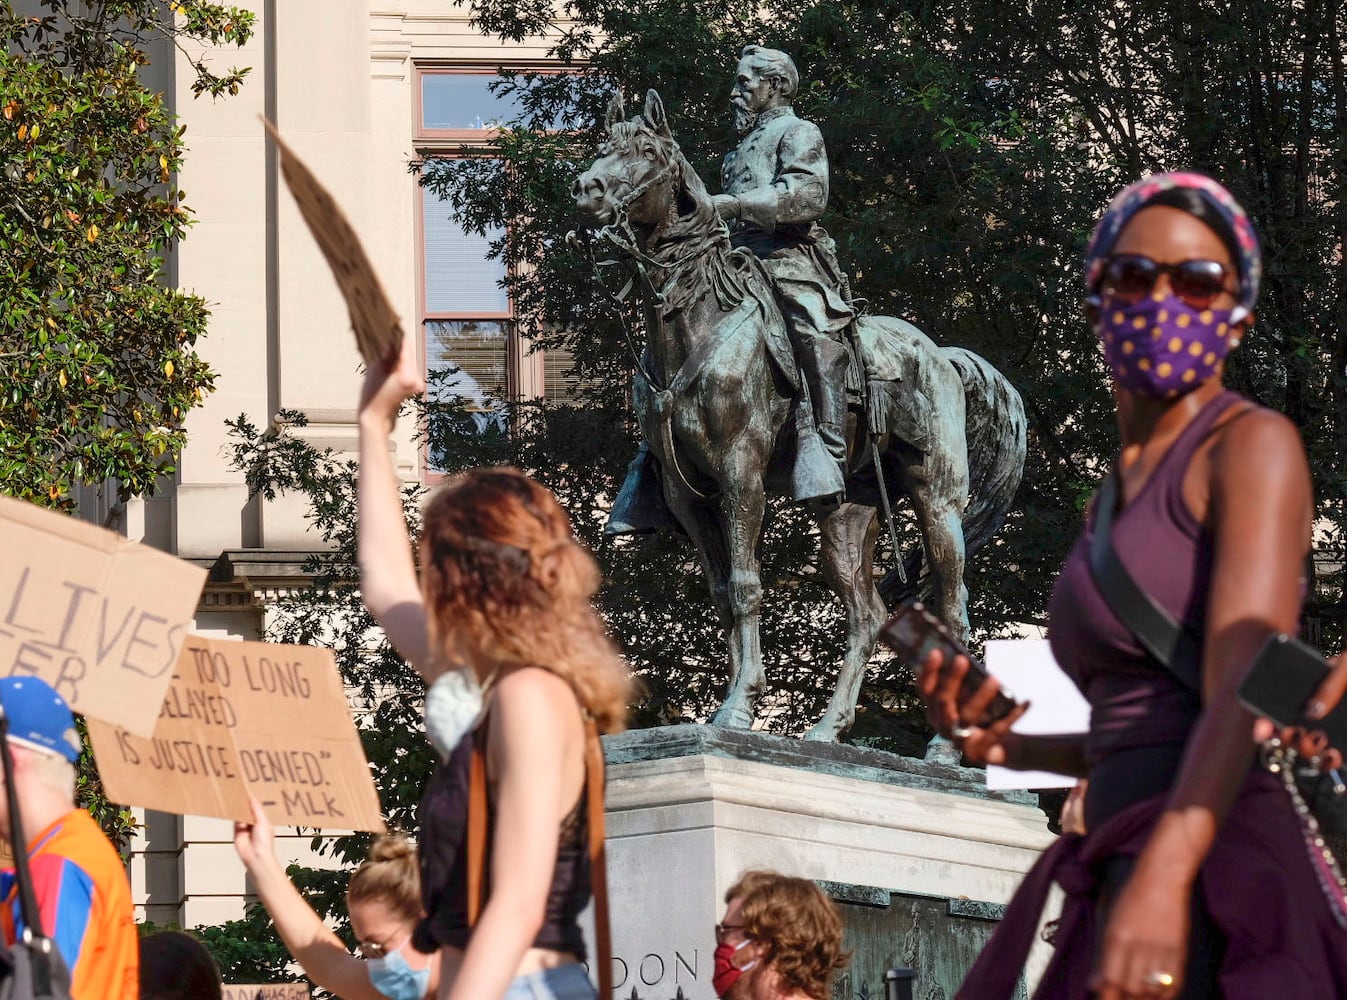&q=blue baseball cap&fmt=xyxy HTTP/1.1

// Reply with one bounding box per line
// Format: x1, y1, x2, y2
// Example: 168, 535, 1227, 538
0, 678, 81, 763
